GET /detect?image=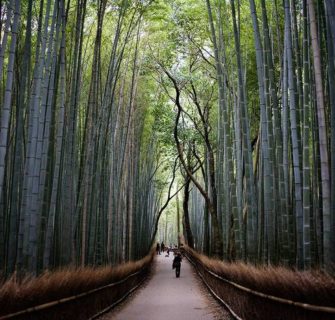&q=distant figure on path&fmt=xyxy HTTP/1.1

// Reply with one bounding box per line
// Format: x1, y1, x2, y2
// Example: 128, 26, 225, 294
156, 242, 161, 255
161, 241, 165, 253
172, 252, 182, 278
